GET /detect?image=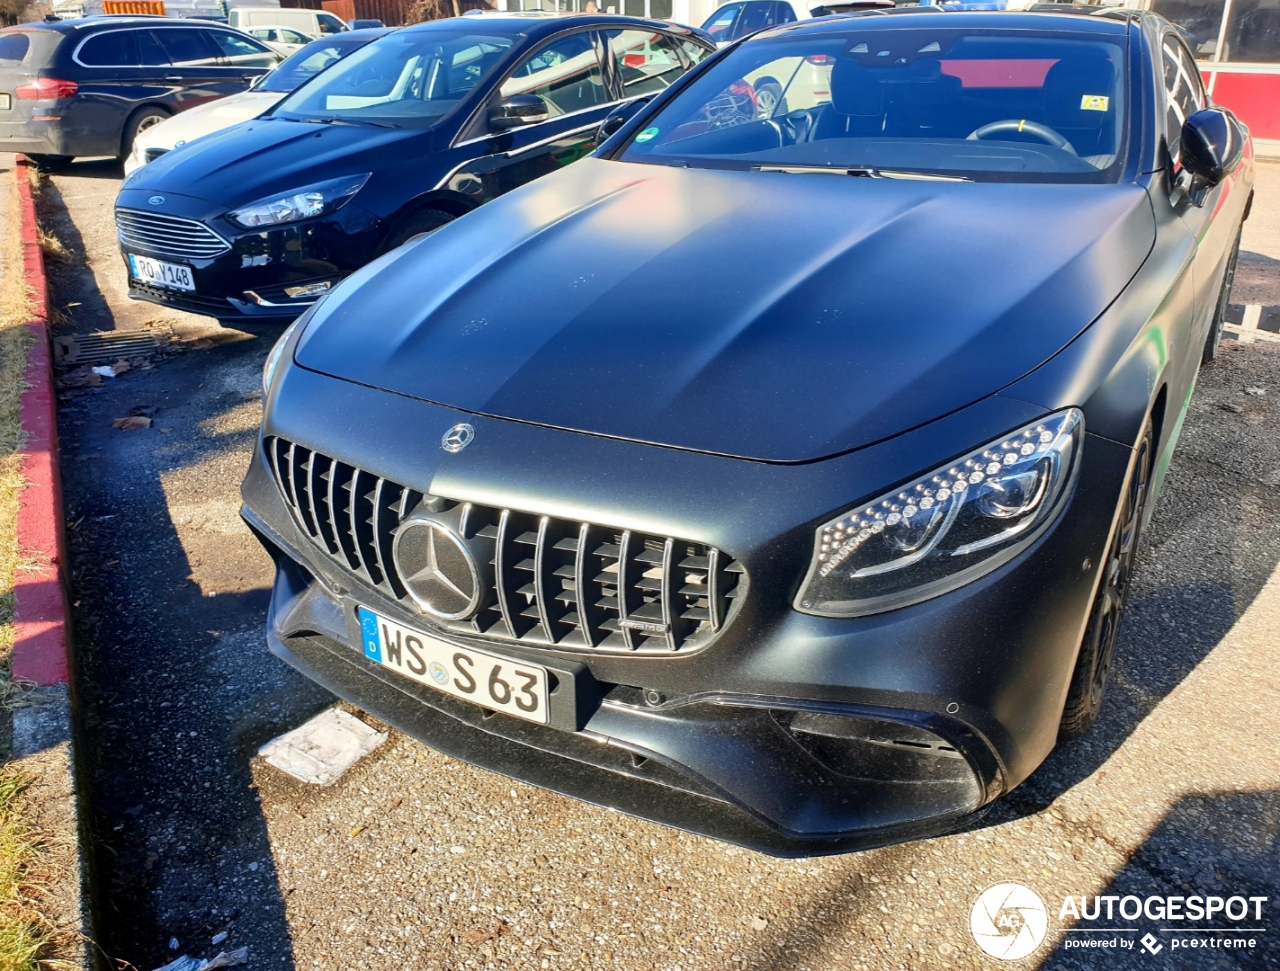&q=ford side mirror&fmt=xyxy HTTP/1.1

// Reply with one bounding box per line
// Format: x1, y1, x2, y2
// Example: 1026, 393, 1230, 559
1180, 106, 1246, 206
490, 94, 550, 131
593, 95, 654, 146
